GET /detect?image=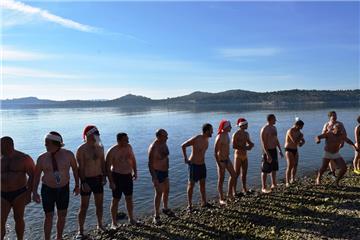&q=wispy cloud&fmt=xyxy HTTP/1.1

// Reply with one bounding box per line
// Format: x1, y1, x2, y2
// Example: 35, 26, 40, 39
3, 66, 85, 79
2, 46, 53, 61
0, 0, 99, 33
217, 47, 281, 59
